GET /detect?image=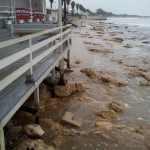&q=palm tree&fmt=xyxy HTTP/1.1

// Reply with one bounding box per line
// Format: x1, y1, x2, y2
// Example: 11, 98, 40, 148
66, 0, 71, 13
86, 9, 92, 14
49, 0, 54, 9
76, 3, 79, 14
79, 4, 83, 14
82, 7, 86, 13
71, 1, 75, 14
